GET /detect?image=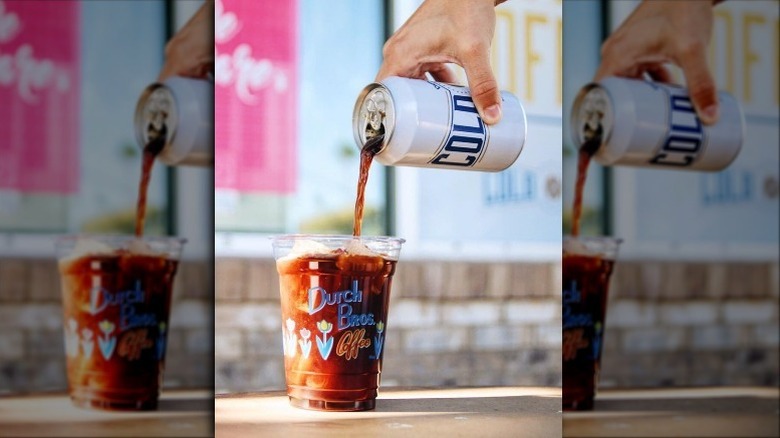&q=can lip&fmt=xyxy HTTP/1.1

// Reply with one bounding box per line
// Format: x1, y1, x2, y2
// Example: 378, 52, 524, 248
570, 82, 613, 153
352, 82, 394, 155
713, 90, 746, 170
497, 91, 526, 171
134, 82, 178, 152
